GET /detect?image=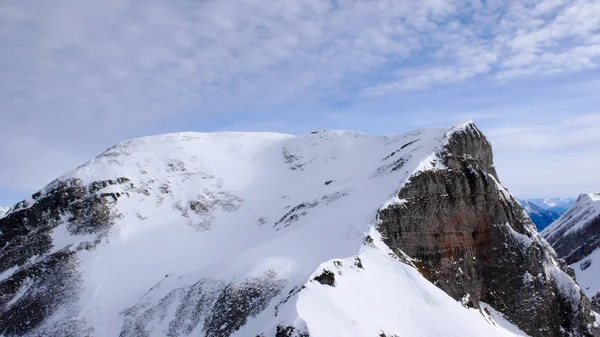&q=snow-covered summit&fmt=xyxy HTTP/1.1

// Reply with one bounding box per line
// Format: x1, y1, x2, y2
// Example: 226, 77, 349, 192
1, 121, 597, 337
